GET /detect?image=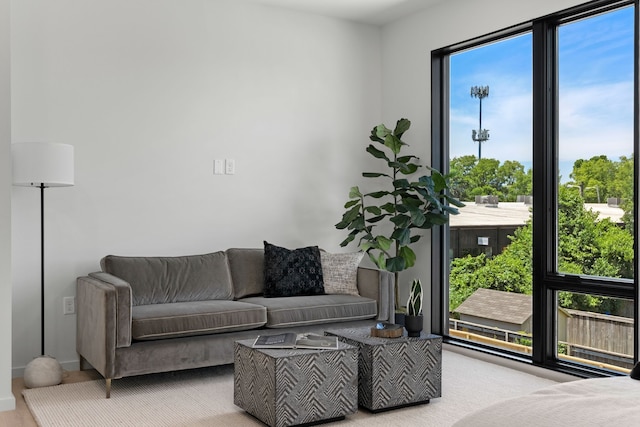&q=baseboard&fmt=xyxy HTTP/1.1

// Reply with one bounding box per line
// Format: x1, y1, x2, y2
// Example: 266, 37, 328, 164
444, 343, 579, 383
0, 394, 16, 412
12, 358, 79, 379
